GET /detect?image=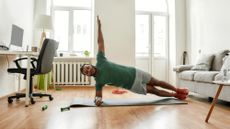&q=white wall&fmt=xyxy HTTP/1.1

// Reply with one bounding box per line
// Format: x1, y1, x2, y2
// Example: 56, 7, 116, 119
175, 0, 186, 65
0, 0, 34, 97
0, 0, 34, 48
168, 0, 176, 85
168, 0, 187, 85
187, 0, 230, 64
94, 0, 135, 66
